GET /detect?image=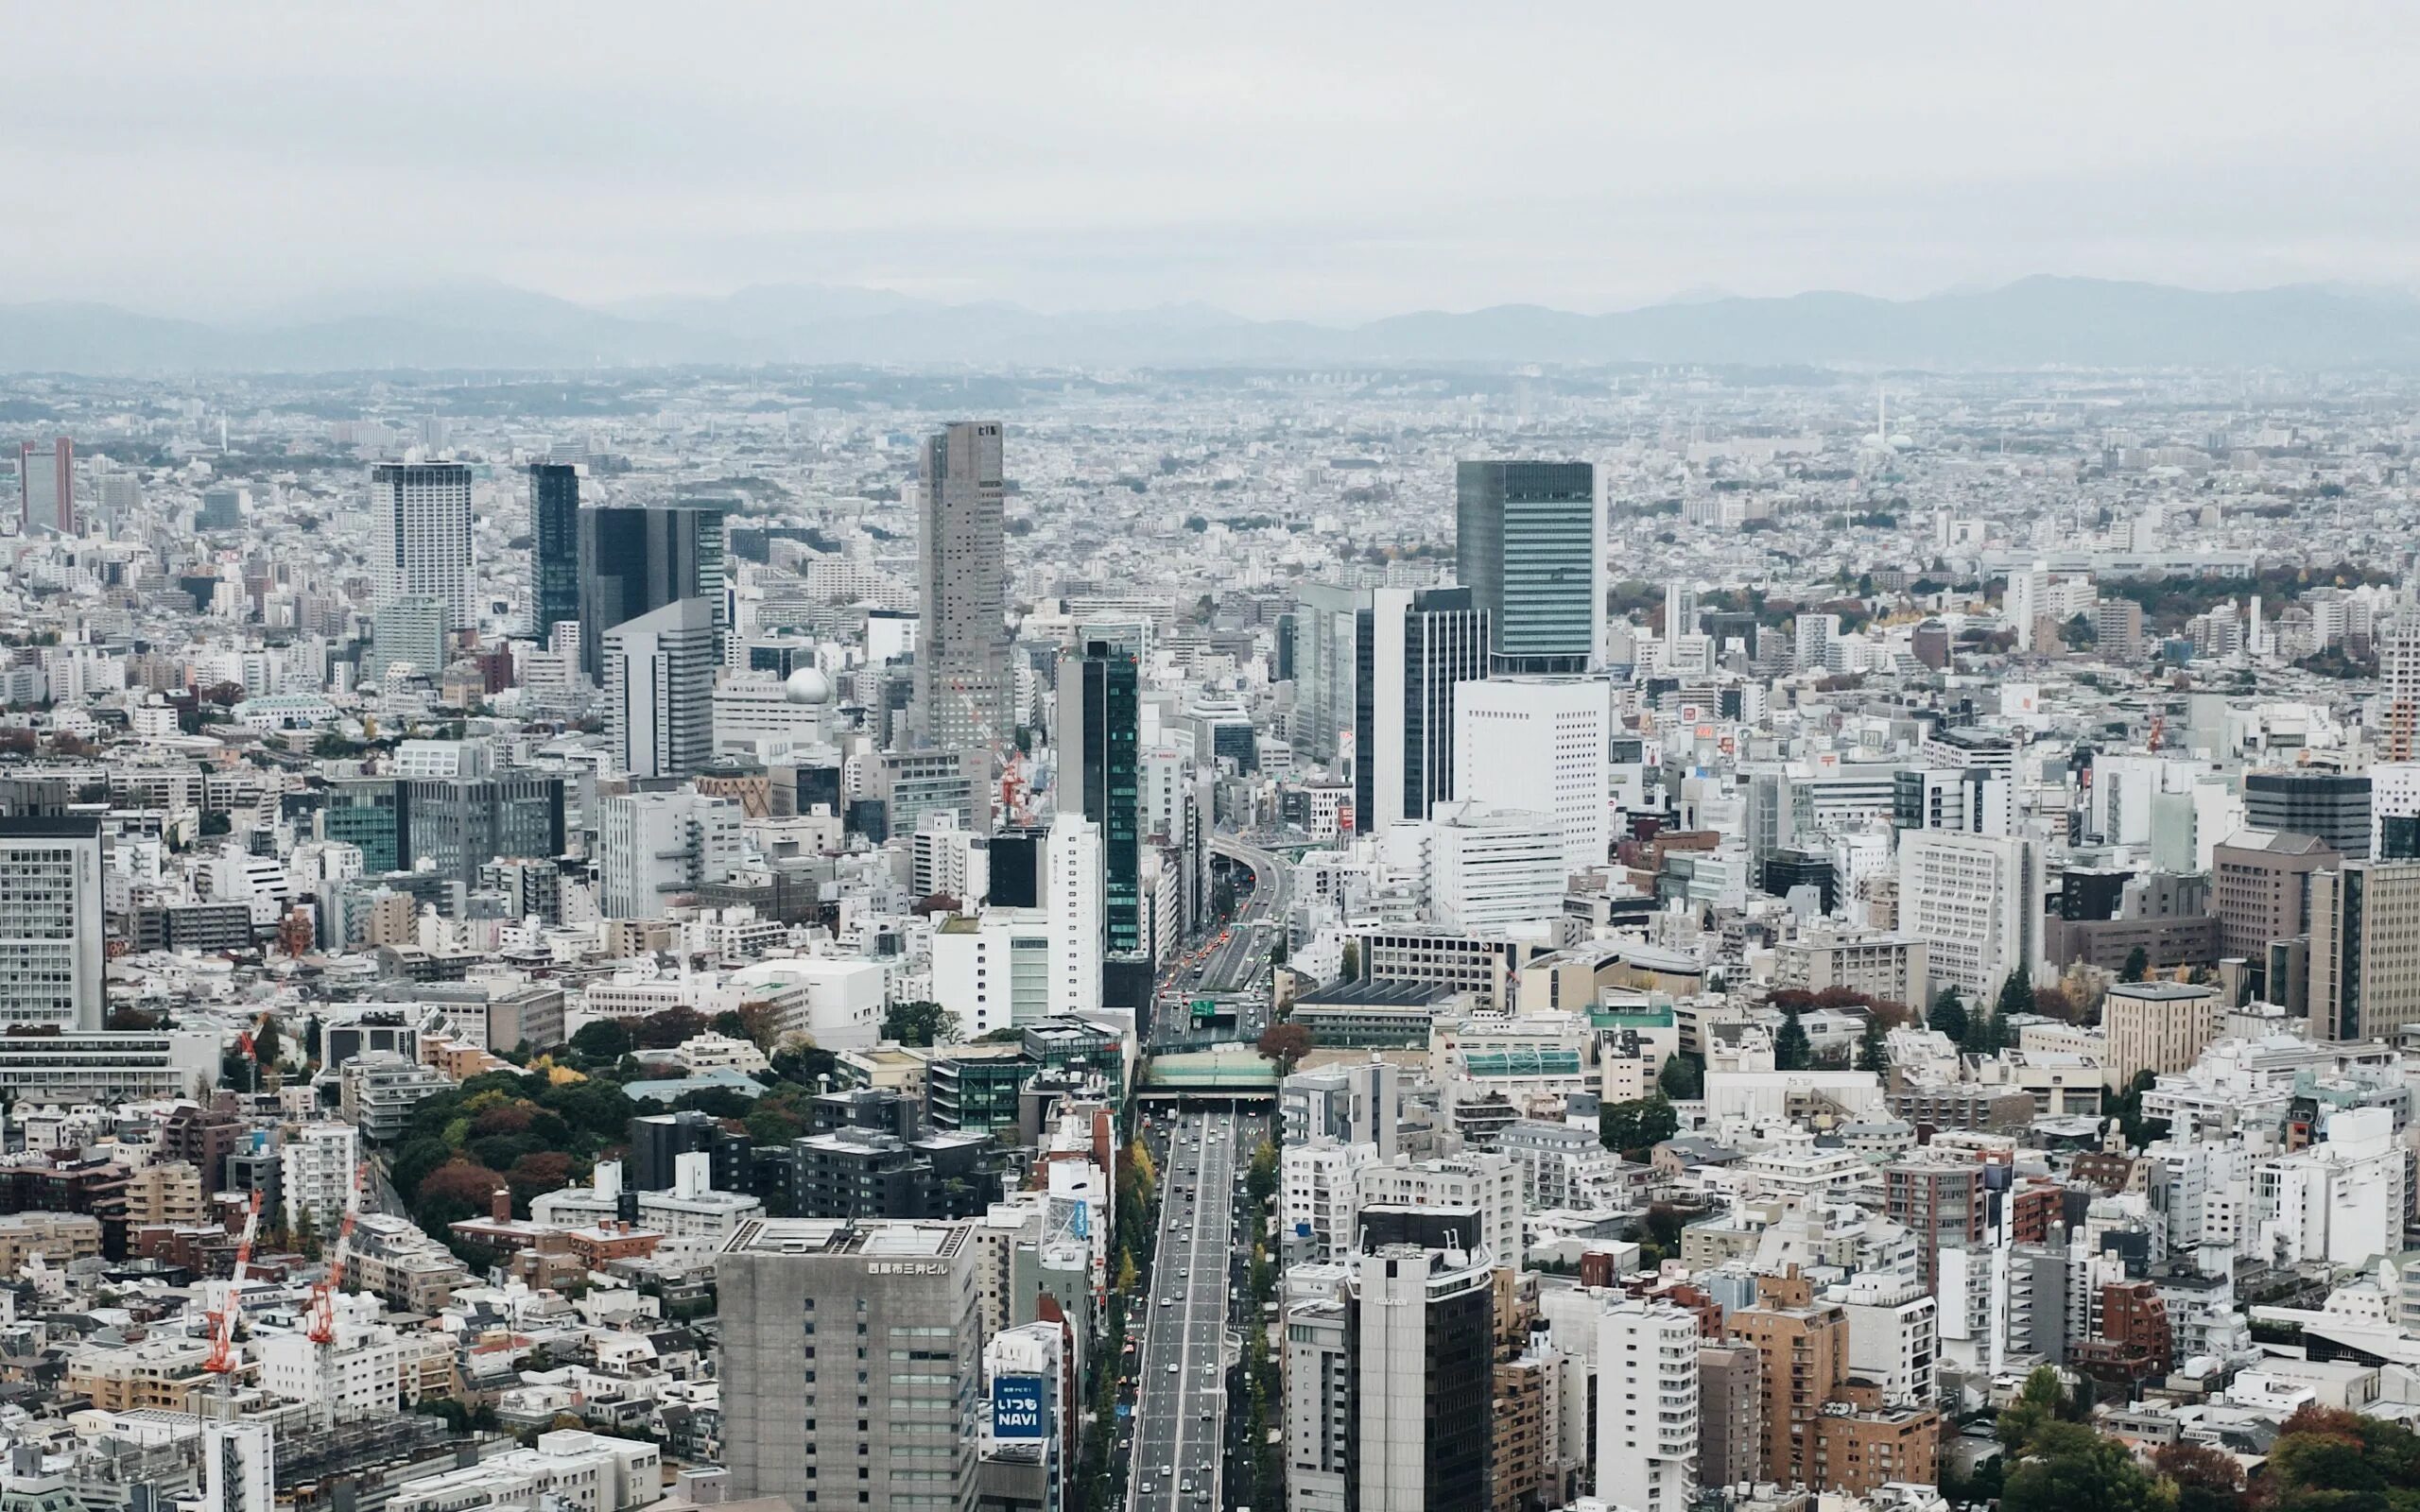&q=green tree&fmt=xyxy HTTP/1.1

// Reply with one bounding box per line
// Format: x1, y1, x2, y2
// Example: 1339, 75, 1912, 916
2119, 945, 2151, 984
1657, 1054, 1703, 1100
1340, 939, 1359, 980
1997, 1366, 2070, 1454
882, 1000, 956, 1047
1997, 961, 2036, 1020
1929, 985, 1968, 1042
570, 1019, 632, 1060
1245, 1139, 1278, 1206
1858, 1015, 1891, 1074
1962, 999, 2000, 1056
1599, 1094, 1679, 1157
252, 1019, 283, 1070
1773, 1010, 1812, 1071
2001, 1422, 2174, 1512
